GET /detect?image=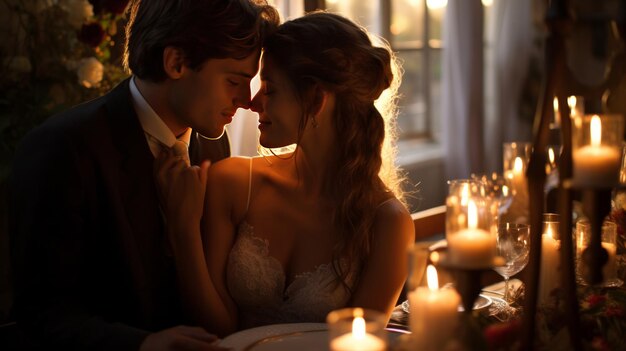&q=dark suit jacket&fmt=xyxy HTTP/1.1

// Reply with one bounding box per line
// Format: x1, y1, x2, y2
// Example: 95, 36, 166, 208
9, 78, 230, 350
